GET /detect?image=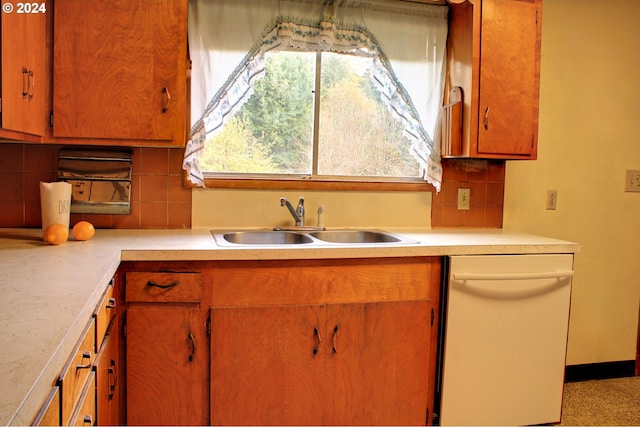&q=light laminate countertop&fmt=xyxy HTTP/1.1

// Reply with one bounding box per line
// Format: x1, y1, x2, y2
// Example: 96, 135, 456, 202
0, 227, 580, 425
